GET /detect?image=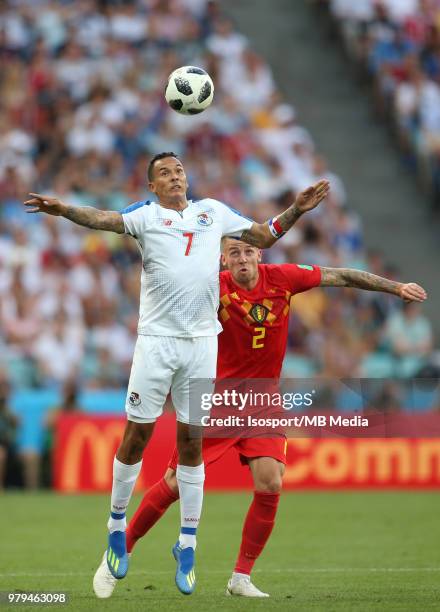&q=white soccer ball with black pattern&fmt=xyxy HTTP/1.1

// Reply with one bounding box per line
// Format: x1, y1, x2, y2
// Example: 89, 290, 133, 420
165, 66, 214, 115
